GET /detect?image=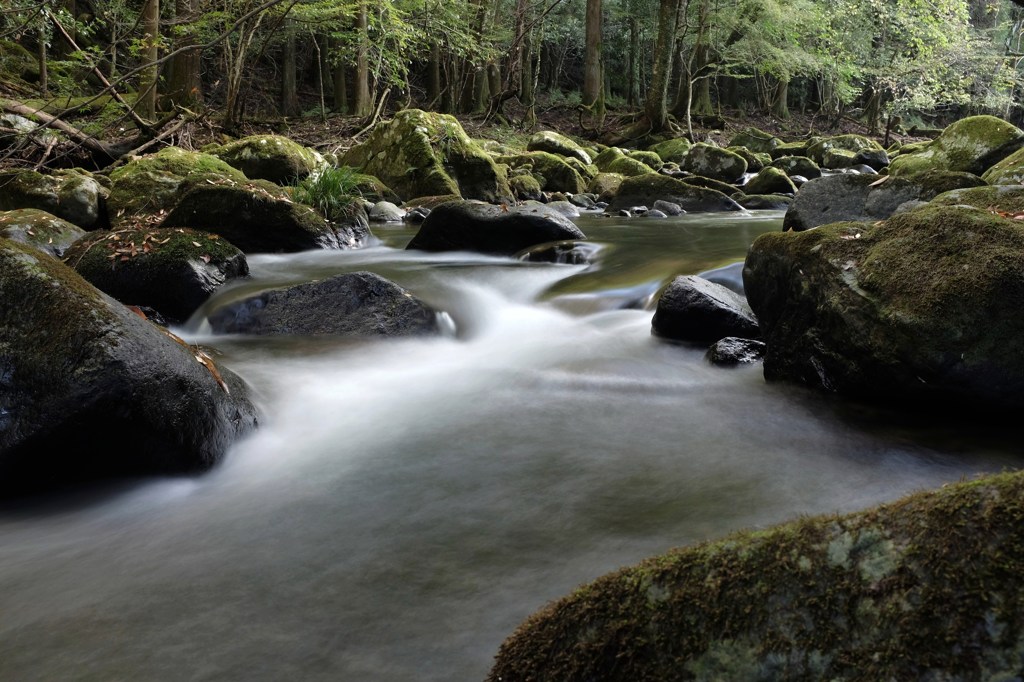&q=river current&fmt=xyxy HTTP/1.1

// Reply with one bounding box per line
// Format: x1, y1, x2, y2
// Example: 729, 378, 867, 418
0, 211, 1018, 680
